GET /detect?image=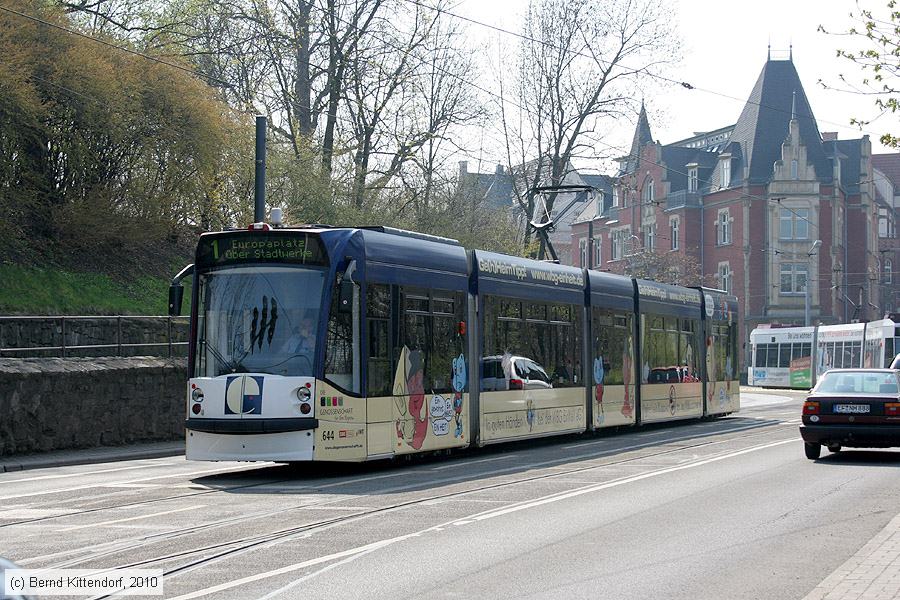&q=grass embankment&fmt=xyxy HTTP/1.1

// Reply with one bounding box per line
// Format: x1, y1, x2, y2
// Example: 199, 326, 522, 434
0, 265, 176, 315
